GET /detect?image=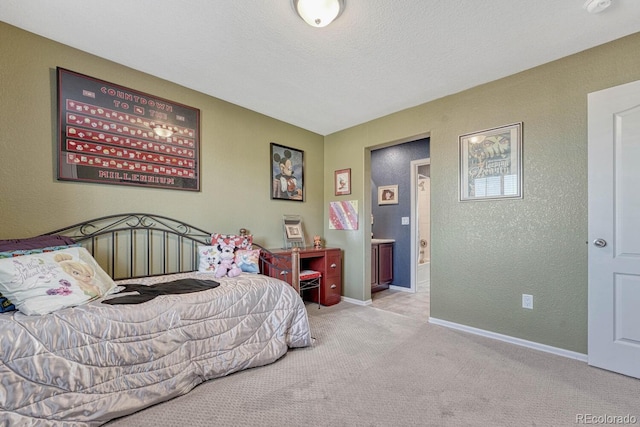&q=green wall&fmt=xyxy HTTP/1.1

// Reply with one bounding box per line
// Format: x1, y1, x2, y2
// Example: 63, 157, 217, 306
3, 20, 640, 354
0, 22, 324, 248
324, 32, 640, 354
